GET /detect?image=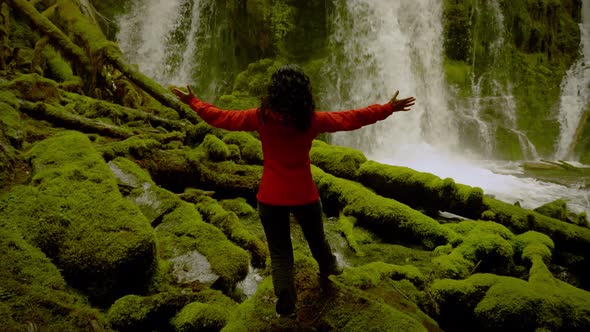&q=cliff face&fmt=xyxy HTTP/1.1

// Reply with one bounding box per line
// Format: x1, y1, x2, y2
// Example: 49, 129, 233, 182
443, 0, 585, 160
1, 1, 590, 331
